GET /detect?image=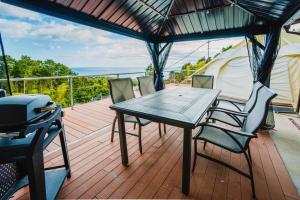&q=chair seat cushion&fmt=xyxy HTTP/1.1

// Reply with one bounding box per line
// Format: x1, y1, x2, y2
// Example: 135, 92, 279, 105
195, 126, 249, 153
124, 115, 151, 126
209, 110, 244, 127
